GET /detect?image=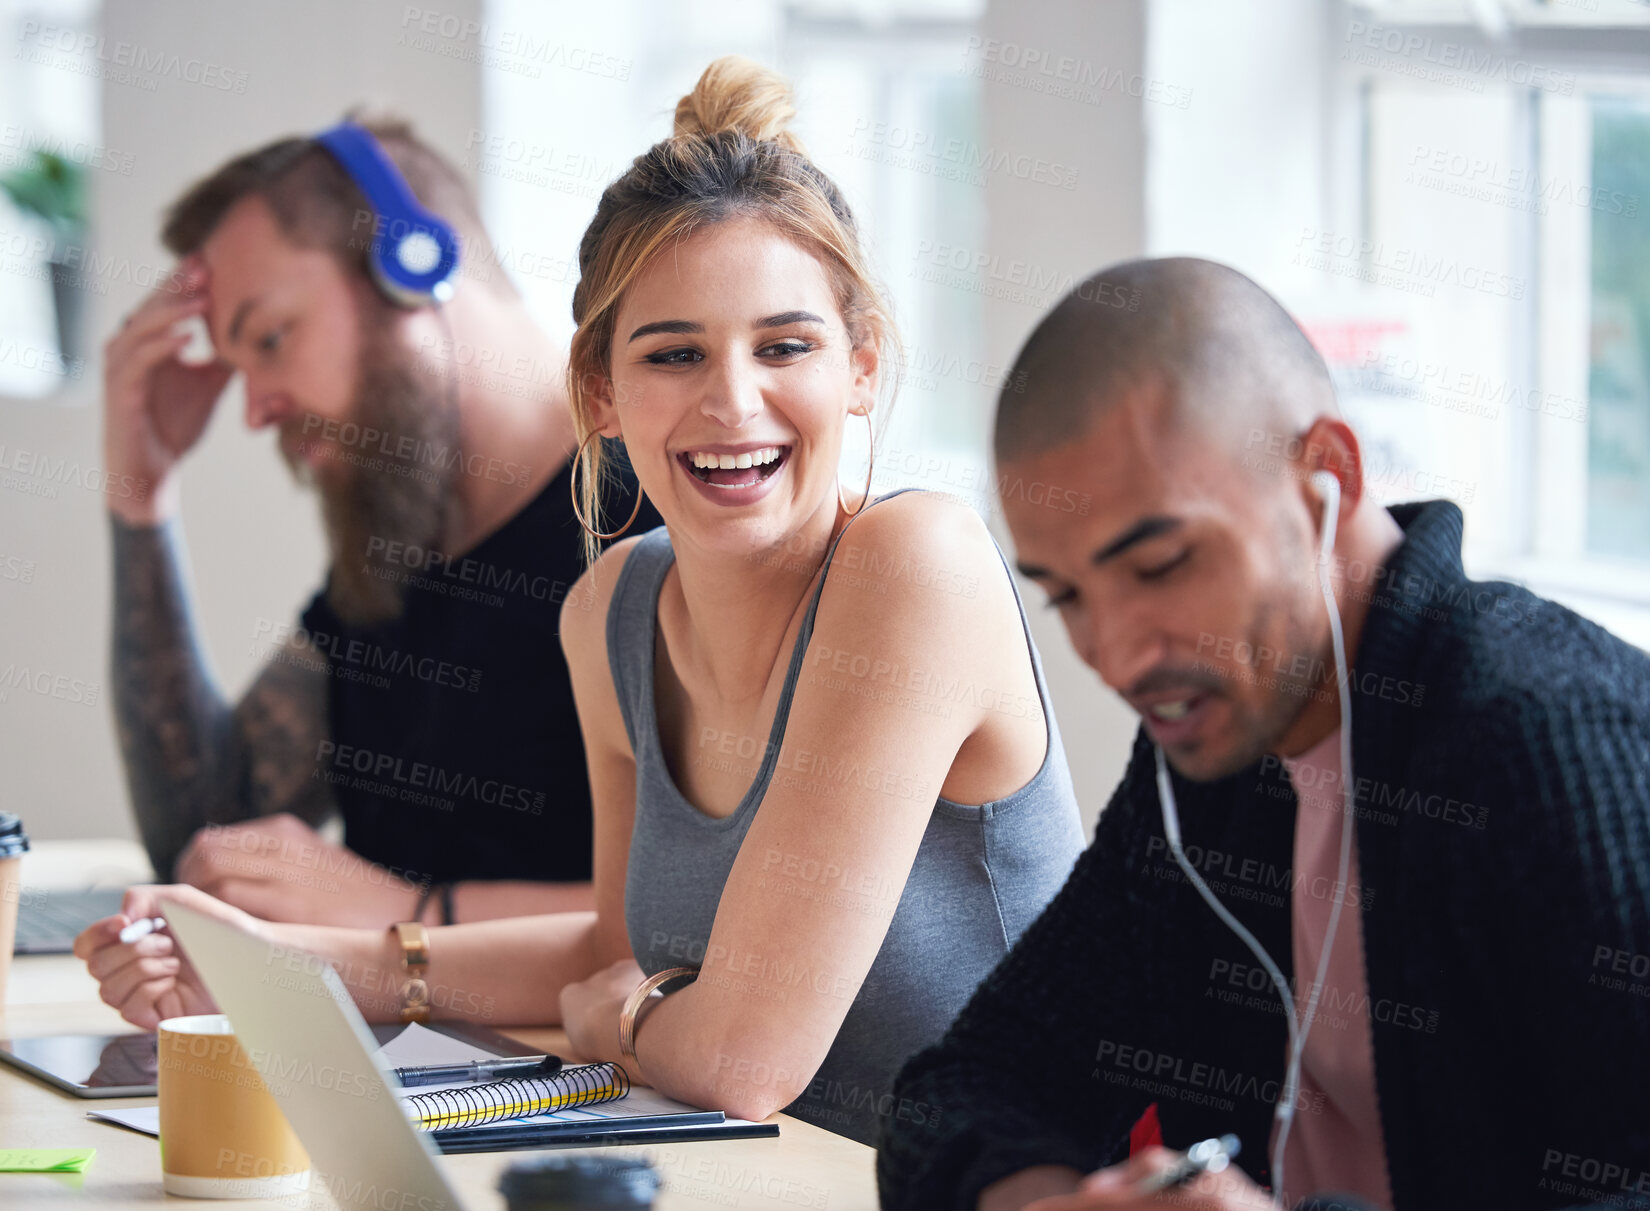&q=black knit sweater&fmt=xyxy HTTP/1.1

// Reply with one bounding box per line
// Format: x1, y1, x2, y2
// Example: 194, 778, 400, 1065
879, 500, 1650, 1211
